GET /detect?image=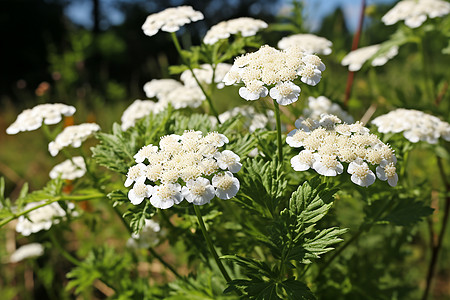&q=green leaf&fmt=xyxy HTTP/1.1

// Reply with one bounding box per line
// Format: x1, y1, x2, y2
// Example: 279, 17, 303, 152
280, 277, 315, 300
123, 201, 155, 234
382, 197, 434, 226
169, 64, 189, 75
107, 190, 129, 207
